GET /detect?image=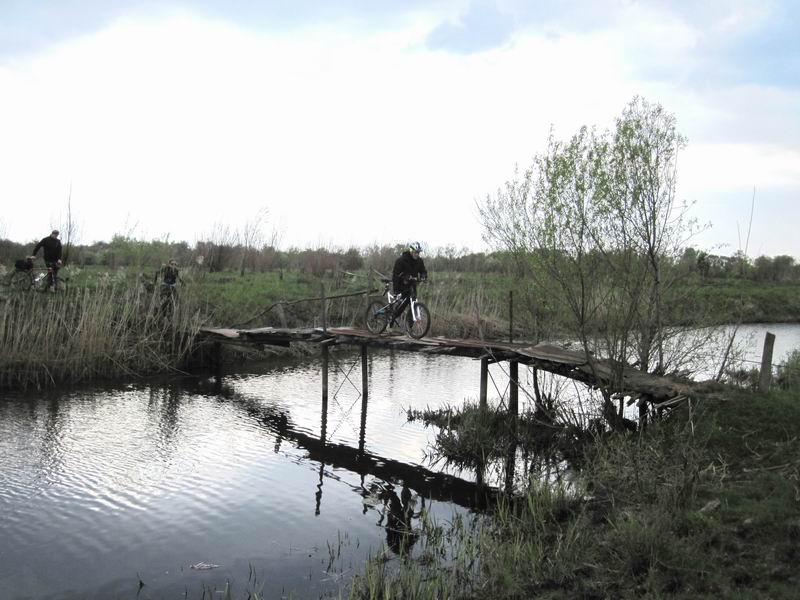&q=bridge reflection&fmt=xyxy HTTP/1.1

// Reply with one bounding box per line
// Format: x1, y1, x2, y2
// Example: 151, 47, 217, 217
195, 375, 496, 514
